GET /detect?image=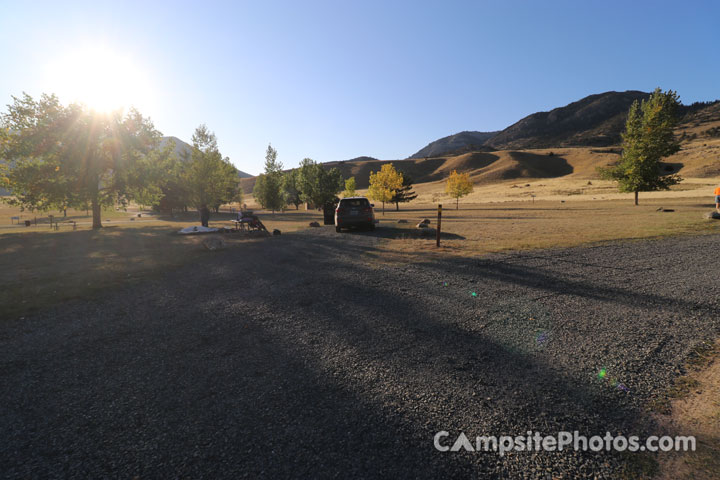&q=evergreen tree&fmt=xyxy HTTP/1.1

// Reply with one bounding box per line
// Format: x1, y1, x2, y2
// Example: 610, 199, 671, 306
391, 172, 417, 210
